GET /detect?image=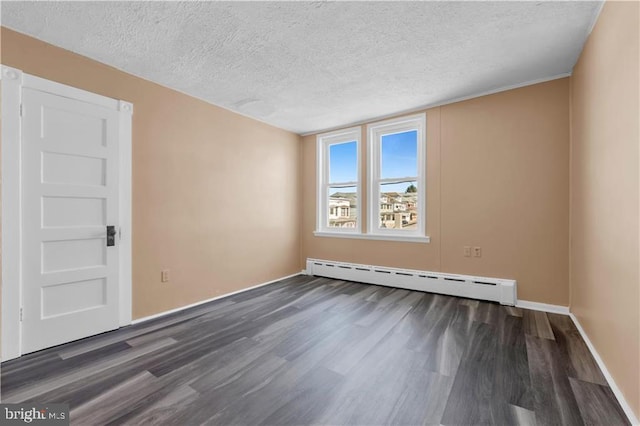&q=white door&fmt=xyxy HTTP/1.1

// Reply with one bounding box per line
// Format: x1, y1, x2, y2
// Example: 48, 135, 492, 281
21, 87, 120, 354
